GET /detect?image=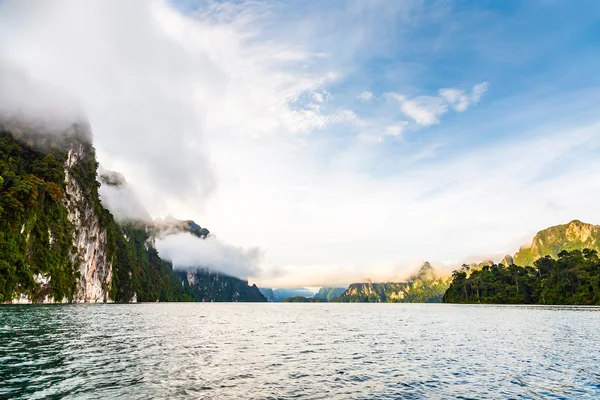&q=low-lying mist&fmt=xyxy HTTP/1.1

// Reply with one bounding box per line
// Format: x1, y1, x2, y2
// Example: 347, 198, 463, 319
98, 168, 153, 223
155, 233, 262, 280
96, 169, 262, 280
